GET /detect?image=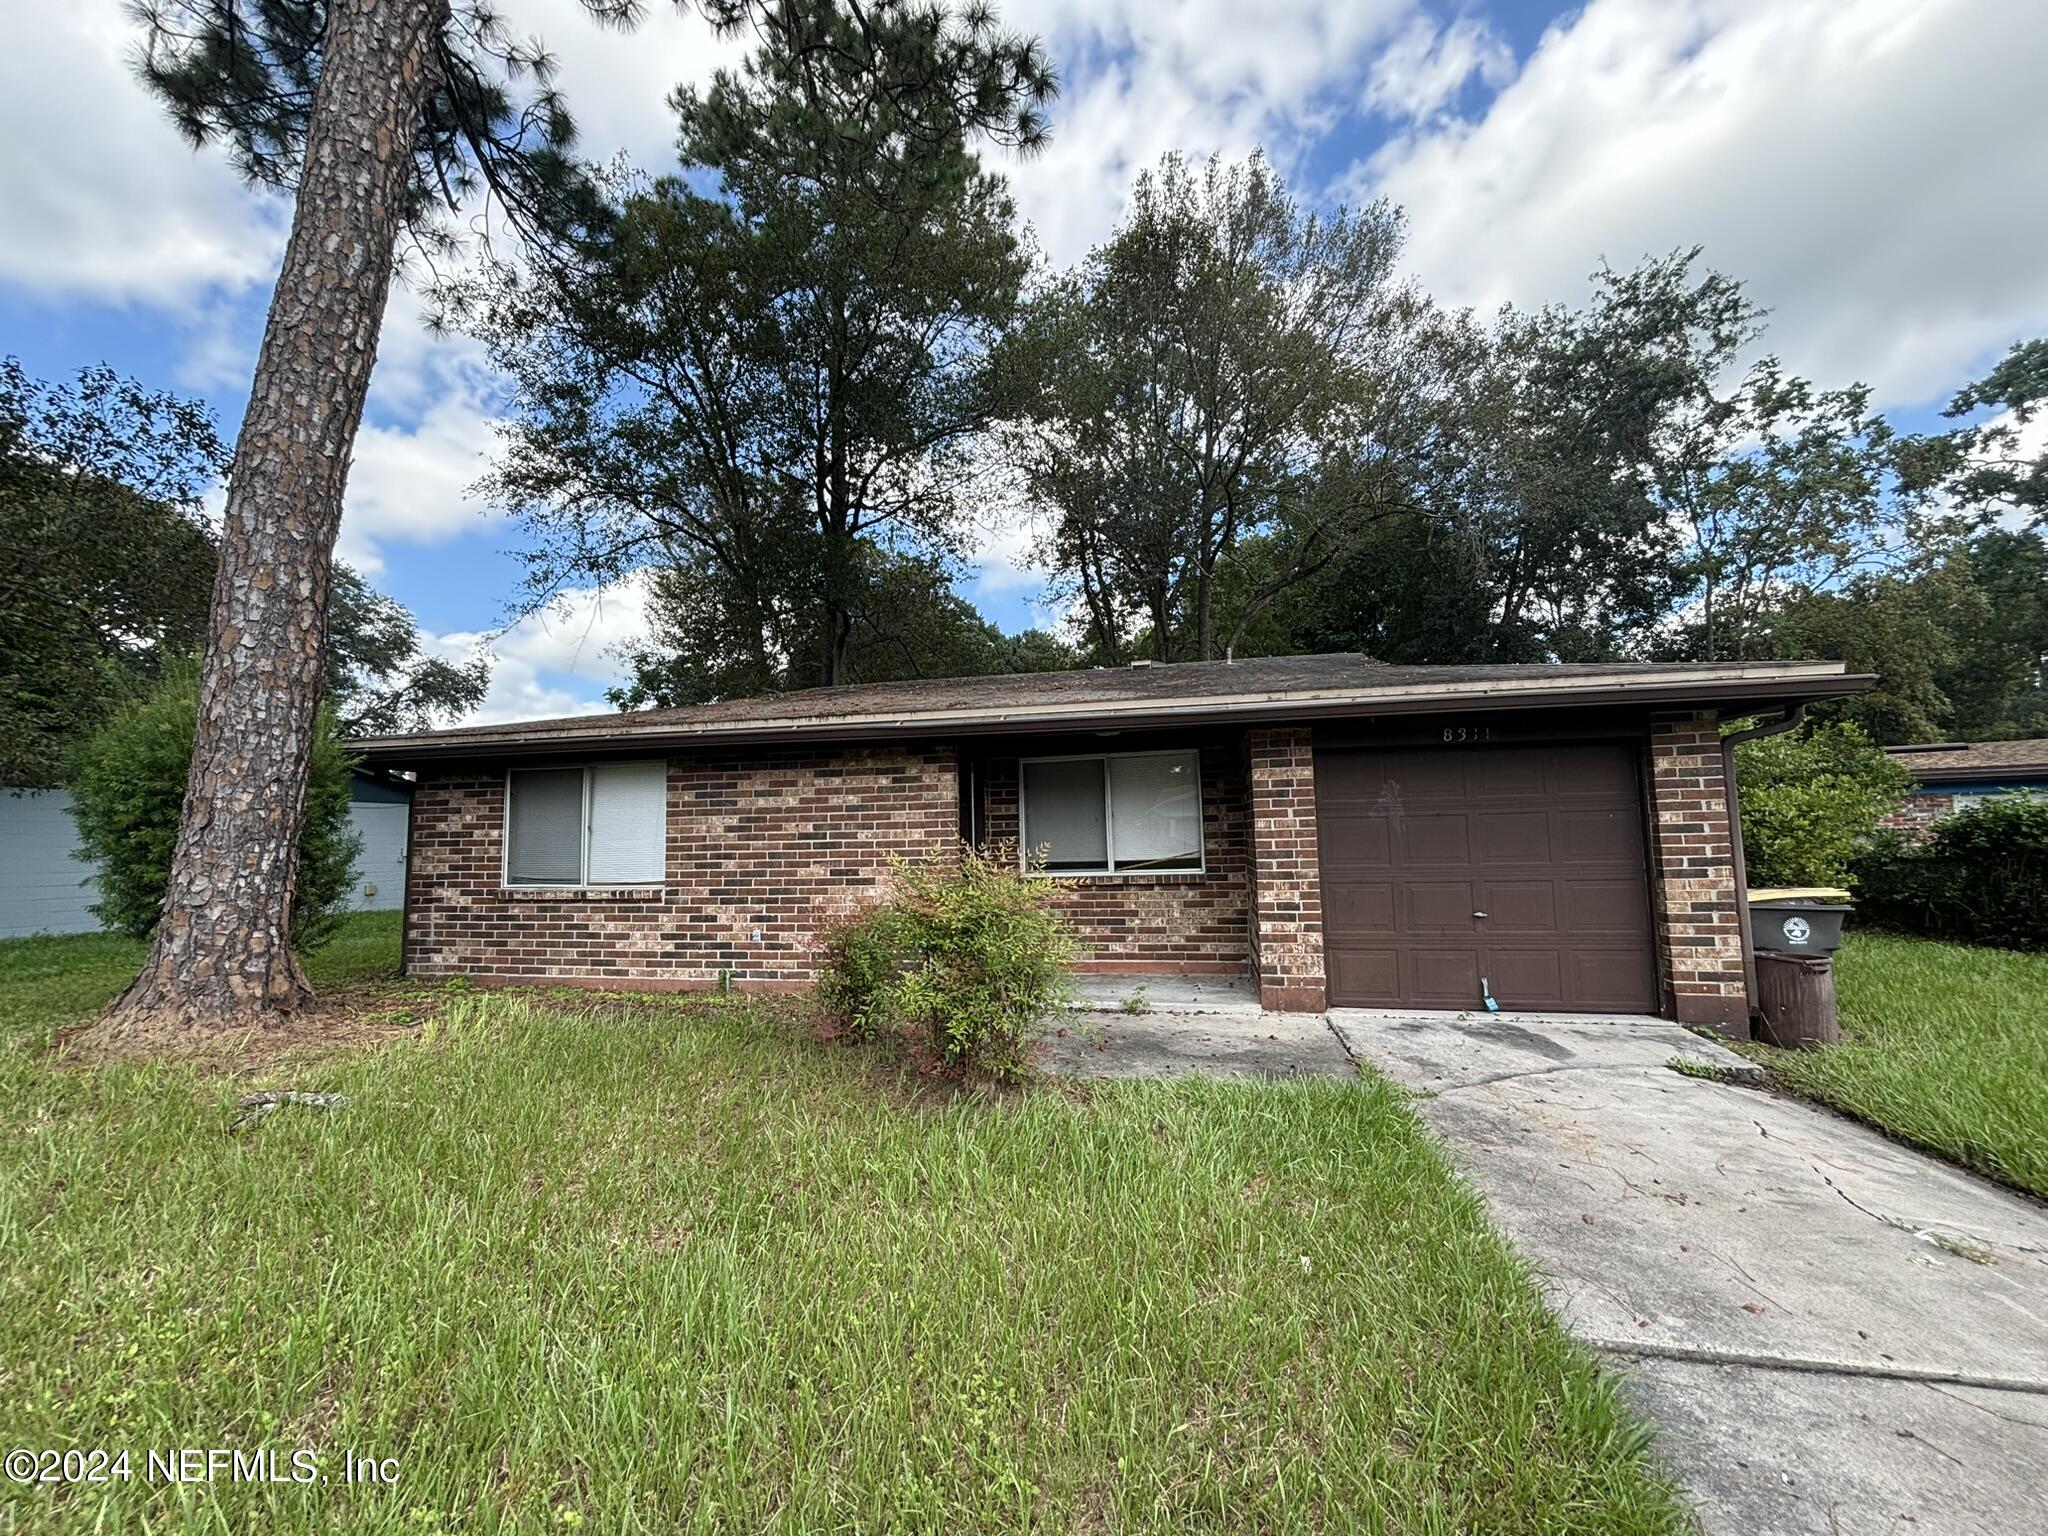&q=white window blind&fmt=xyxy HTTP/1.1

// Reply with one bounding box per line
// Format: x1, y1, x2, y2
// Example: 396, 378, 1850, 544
506, 768, 584, 885
1108, 753, 1201, 870
505, 762, 666, 886
1019, 751, 1202, 874
1022, 758, 1108, 871
587, 762, 666, 883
